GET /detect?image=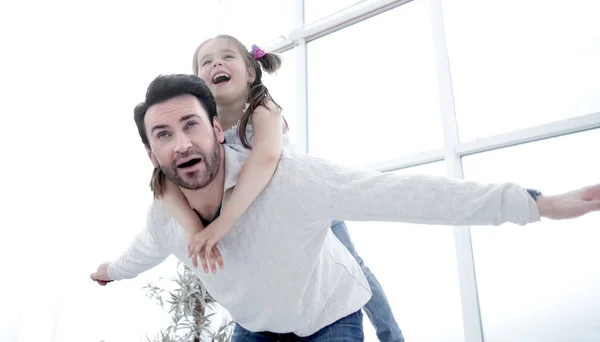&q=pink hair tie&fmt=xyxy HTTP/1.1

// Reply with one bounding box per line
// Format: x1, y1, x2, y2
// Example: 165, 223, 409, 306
250, 44, 266, 60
